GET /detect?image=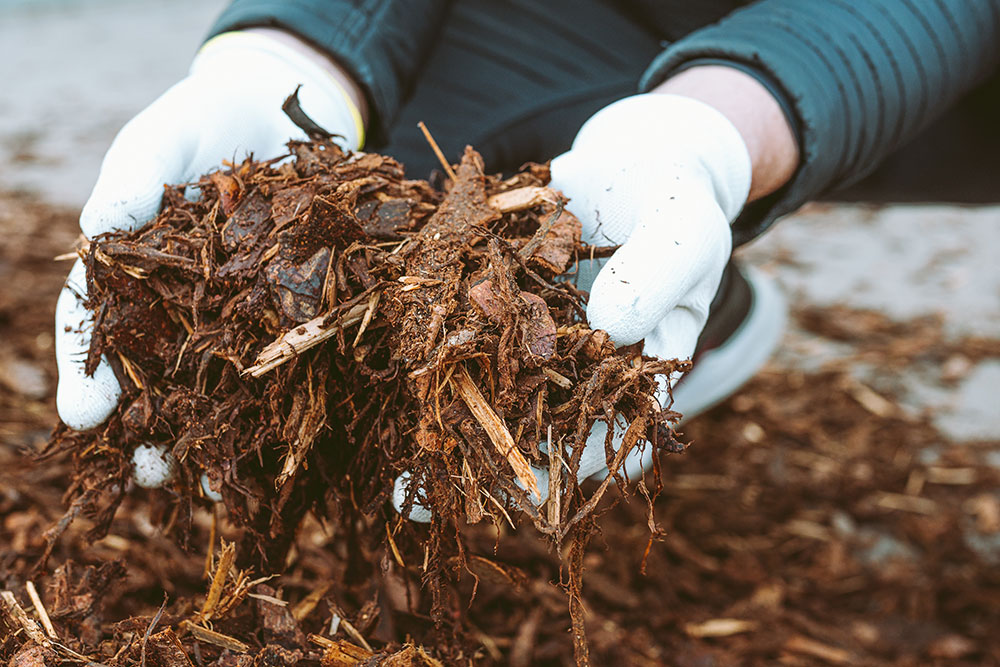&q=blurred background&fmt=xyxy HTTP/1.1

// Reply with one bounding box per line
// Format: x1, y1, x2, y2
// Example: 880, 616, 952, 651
1, 1, 999, 664
0, 0, 228, 205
